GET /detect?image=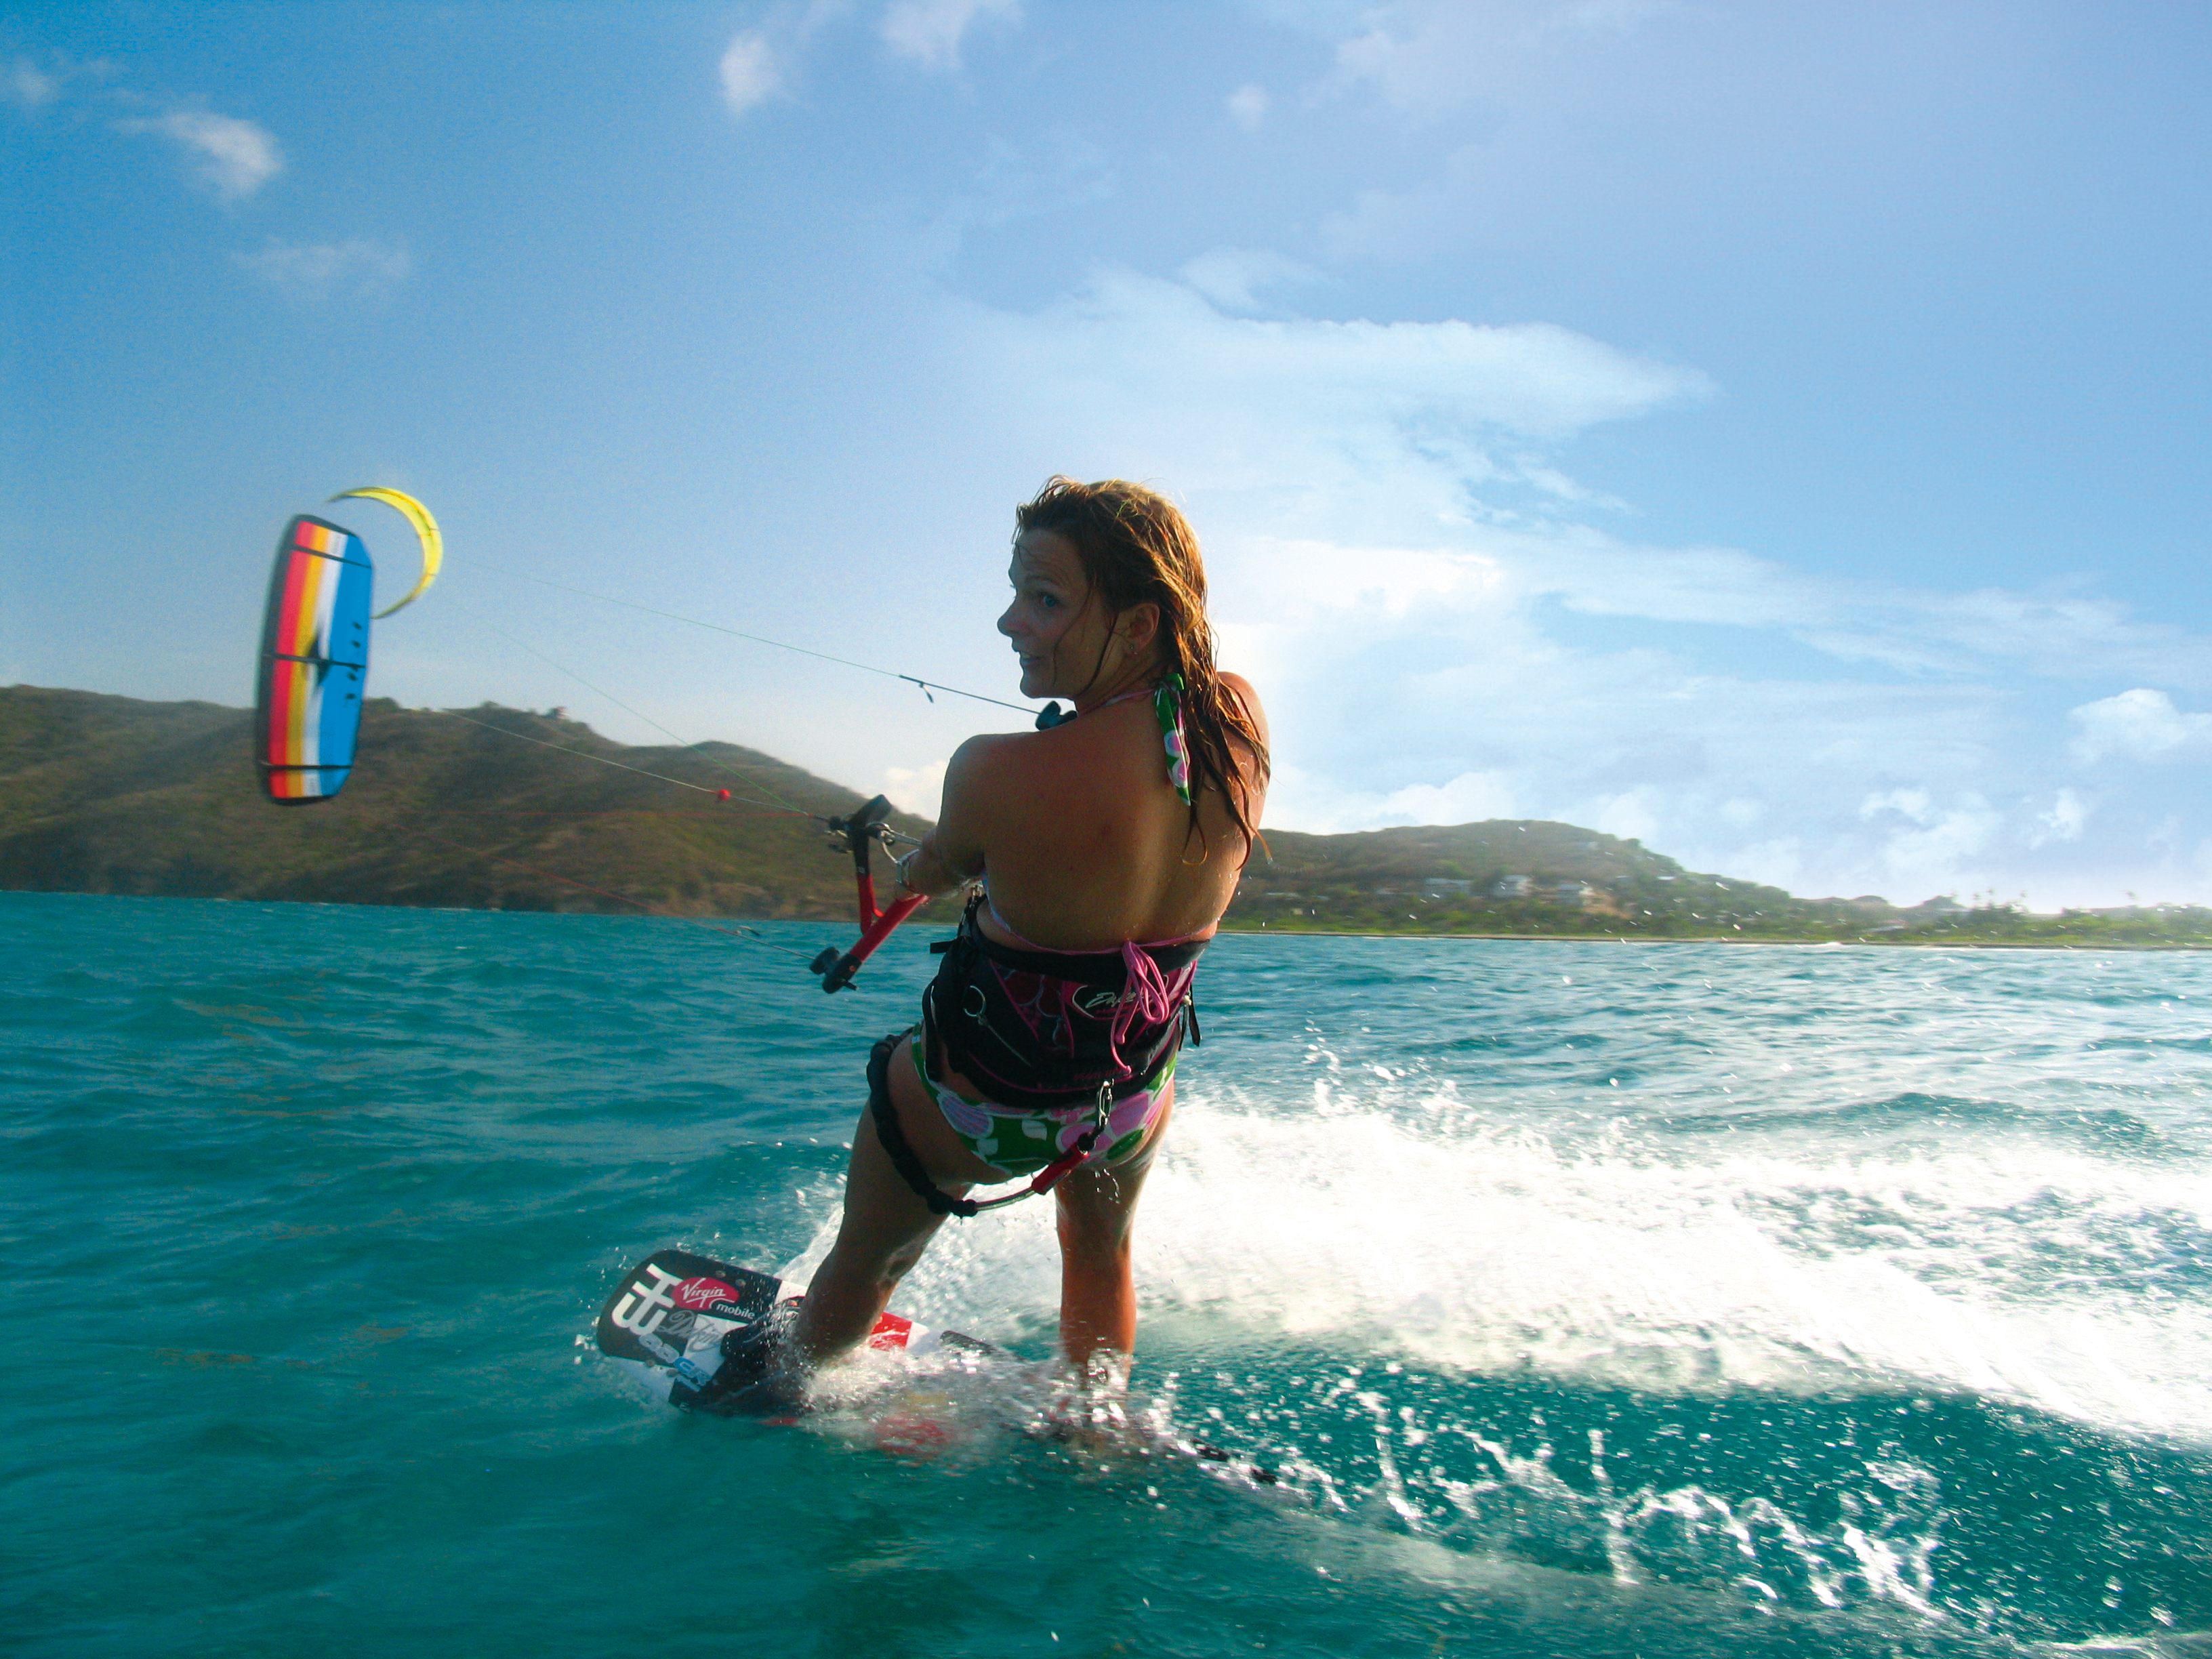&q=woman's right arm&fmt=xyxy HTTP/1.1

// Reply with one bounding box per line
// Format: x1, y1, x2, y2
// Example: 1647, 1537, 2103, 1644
895, 735, 999, 899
